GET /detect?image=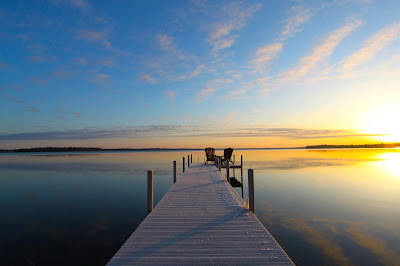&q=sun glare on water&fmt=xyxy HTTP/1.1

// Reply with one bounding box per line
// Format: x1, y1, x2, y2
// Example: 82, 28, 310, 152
362, 105, 400, 143
377, 152, 400, 177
